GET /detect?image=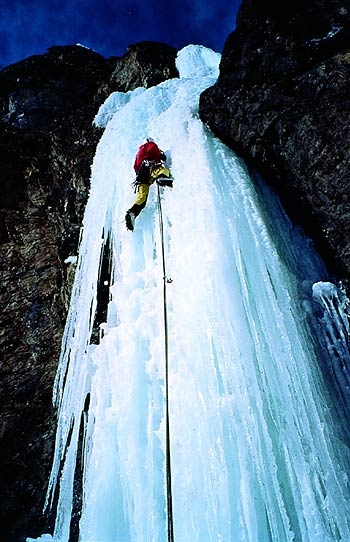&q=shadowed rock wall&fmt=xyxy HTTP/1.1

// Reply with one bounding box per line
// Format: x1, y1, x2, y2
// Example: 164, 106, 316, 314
200, 0, 350, 284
